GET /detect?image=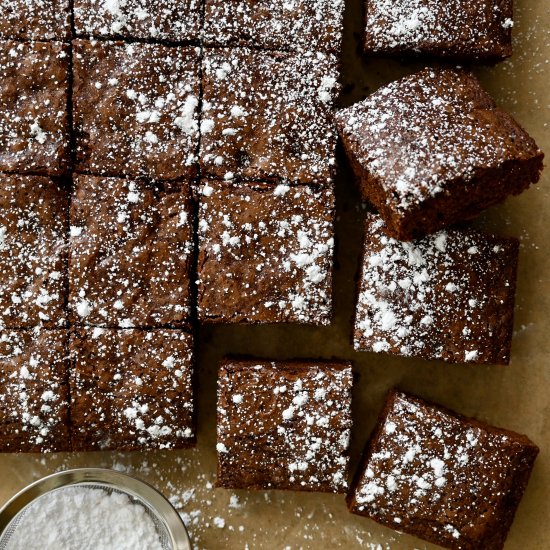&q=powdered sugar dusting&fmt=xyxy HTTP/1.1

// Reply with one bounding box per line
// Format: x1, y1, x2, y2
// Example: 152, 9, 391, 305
217, 360, 353, 492
354, 215, 518, 364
